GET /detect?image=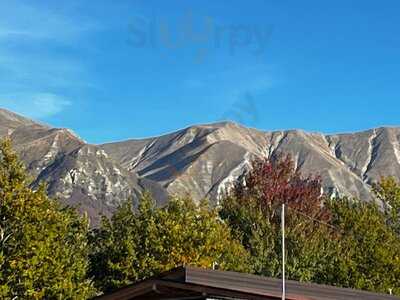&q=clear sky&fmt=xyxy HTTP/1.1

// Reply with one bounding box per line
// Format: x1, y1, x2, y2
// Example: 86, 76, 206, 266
0, 0, 399, 144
